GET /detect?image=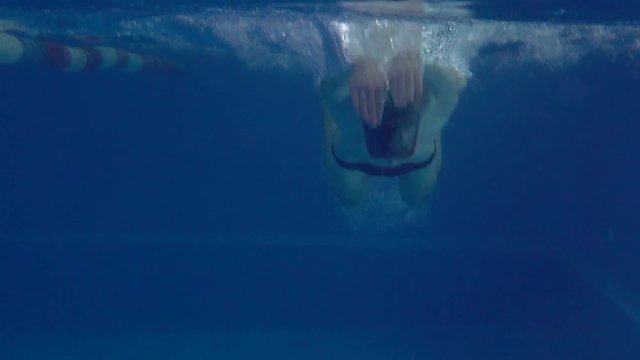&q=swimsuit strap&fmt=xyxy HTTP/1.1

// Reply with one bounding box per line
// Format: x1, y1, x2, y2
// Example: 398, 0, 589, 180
332, 140, 437, 177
